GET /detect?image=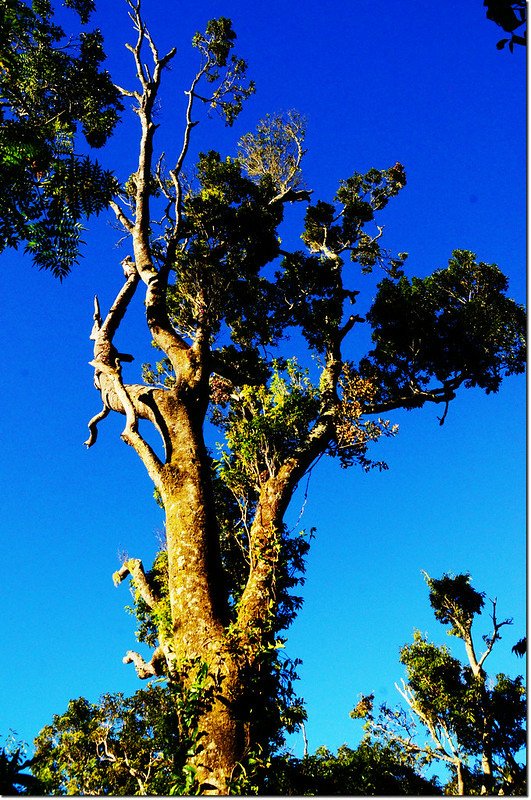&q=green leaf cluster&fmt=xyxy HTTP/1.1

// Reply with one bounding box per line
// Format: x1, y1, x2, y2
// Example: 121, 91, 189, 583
301, 162, 406, 265
126, 549, 172, 649
361, 250, 526, 404
166, 152, 283, 346
265, 741, 441, 795
32, 686, 183, 795
0, 0, 122, 275
215, 359, 320, 494
191, 18, 255, 125
400, 632, 484, 750
424, 572, 485, 636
